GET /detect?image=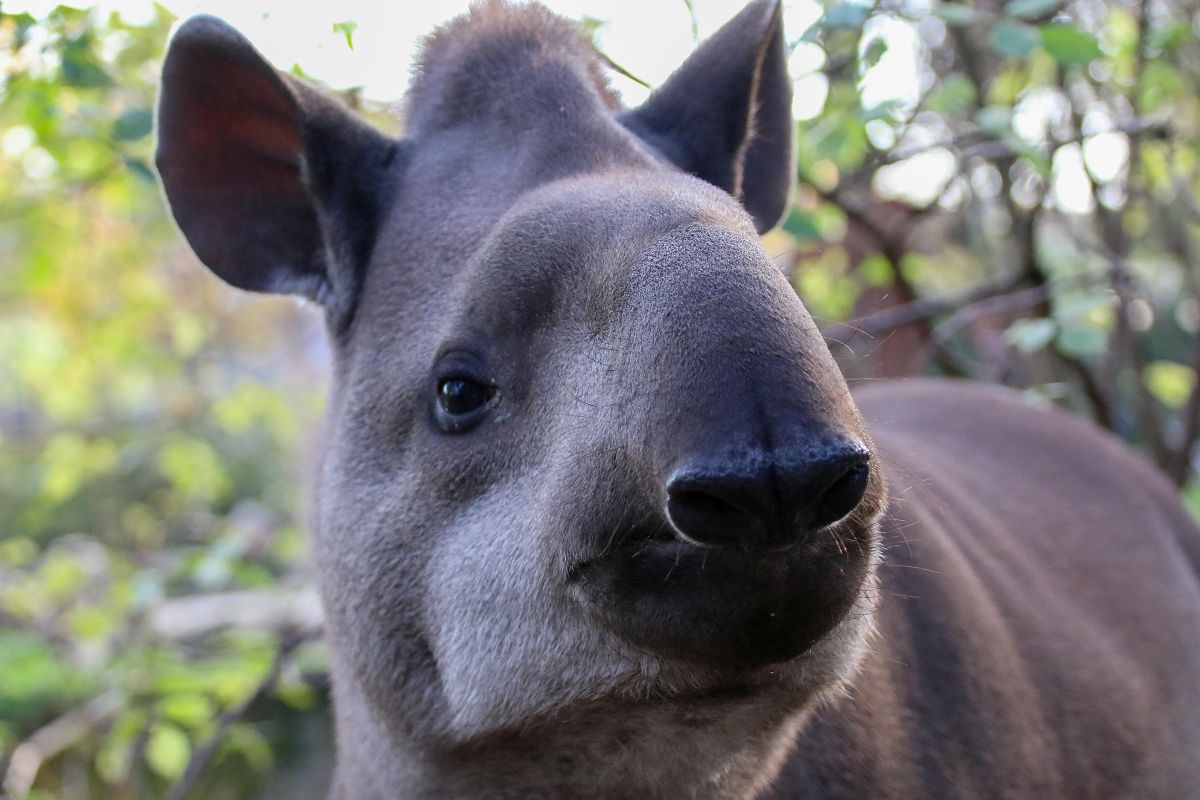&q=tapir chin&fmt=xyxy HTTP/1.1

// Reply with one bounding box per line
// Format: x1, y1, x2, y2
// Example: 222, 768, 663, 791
155, 2, 1200, 797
